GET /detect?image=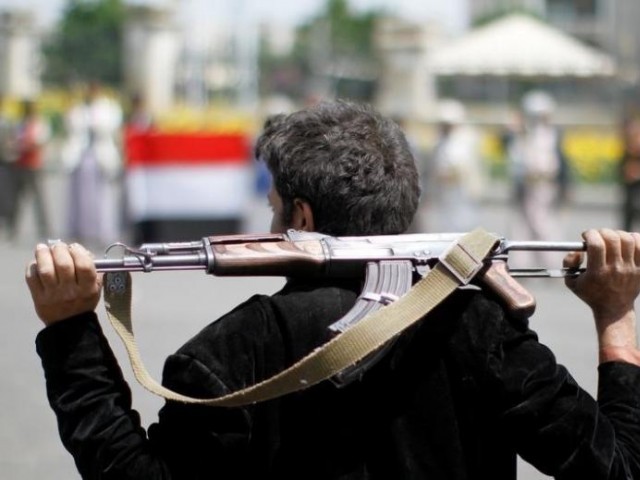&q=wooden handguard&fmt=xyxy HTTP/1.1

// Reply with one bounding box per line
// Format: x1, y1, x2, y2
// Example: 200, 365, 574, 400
478, 259, 536, 319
